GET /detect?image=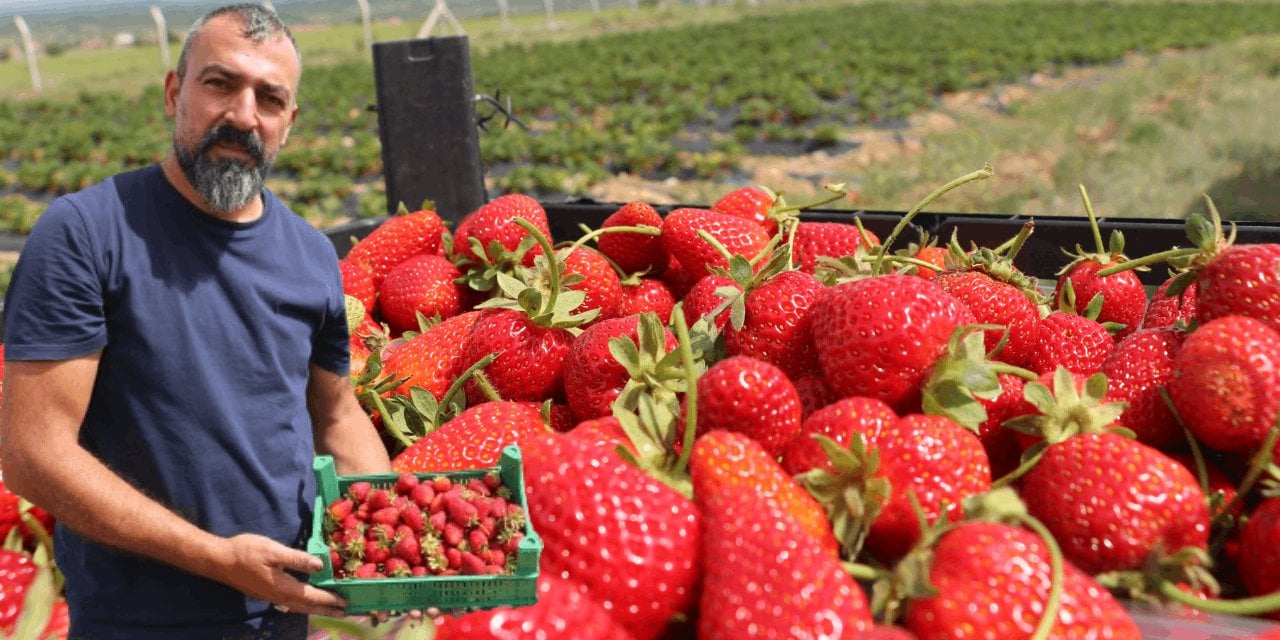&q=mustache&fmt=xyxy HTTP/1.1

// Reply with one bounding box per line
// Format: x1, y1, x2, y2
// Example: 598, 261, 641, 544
196, 124, 266, 165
